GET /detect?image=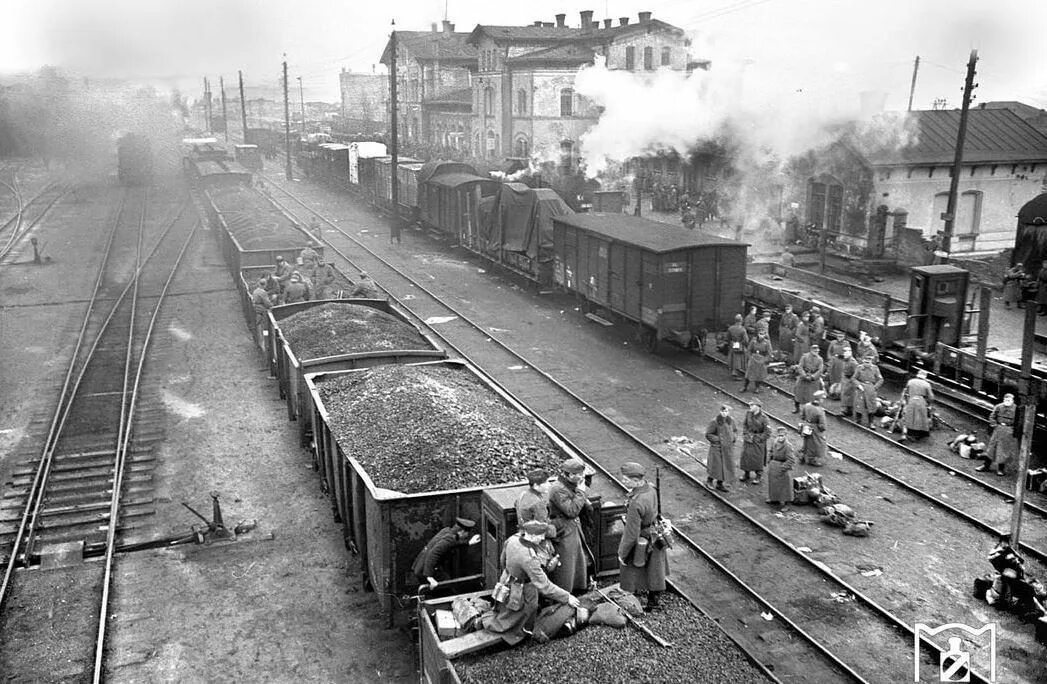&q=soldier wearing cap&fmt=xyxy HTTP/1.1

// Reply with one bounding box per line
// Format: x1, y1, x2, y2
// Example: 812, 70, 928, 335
779, 303, 799, 358
272, 255, 293, 291
740, 398, 770, 484
742, 306, 759, 339
755, 310, 772, 339
726, 314, 749, 378
744, 329, 773, 393
838, 346, 859, 417
410, 517, 476, 591
799, 390, 828, 466
515, 468, 552, 535
856, 330, 879, 365
792, 311, 811, 365
898, 369, 935, 443
482, 519, 579, 645
617, 462, 669, 611
793, 345, 825, 414
809, 306, 827, 356
825, 330, 852, 390
299, 240, 321, 270
705, 404, 737, 492
283, 271, 309, 304
249, 276, 273, 350
350, 271, 381, 299
547, 458, 592, 593
852, 355, 884, 429
766, 427, 796, 506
